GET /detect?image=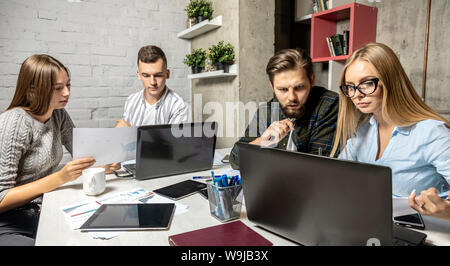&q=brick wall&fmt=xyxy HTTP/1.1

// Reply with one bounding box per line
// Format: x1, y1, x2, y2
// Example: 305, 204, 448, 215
0, 0, 191, 128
